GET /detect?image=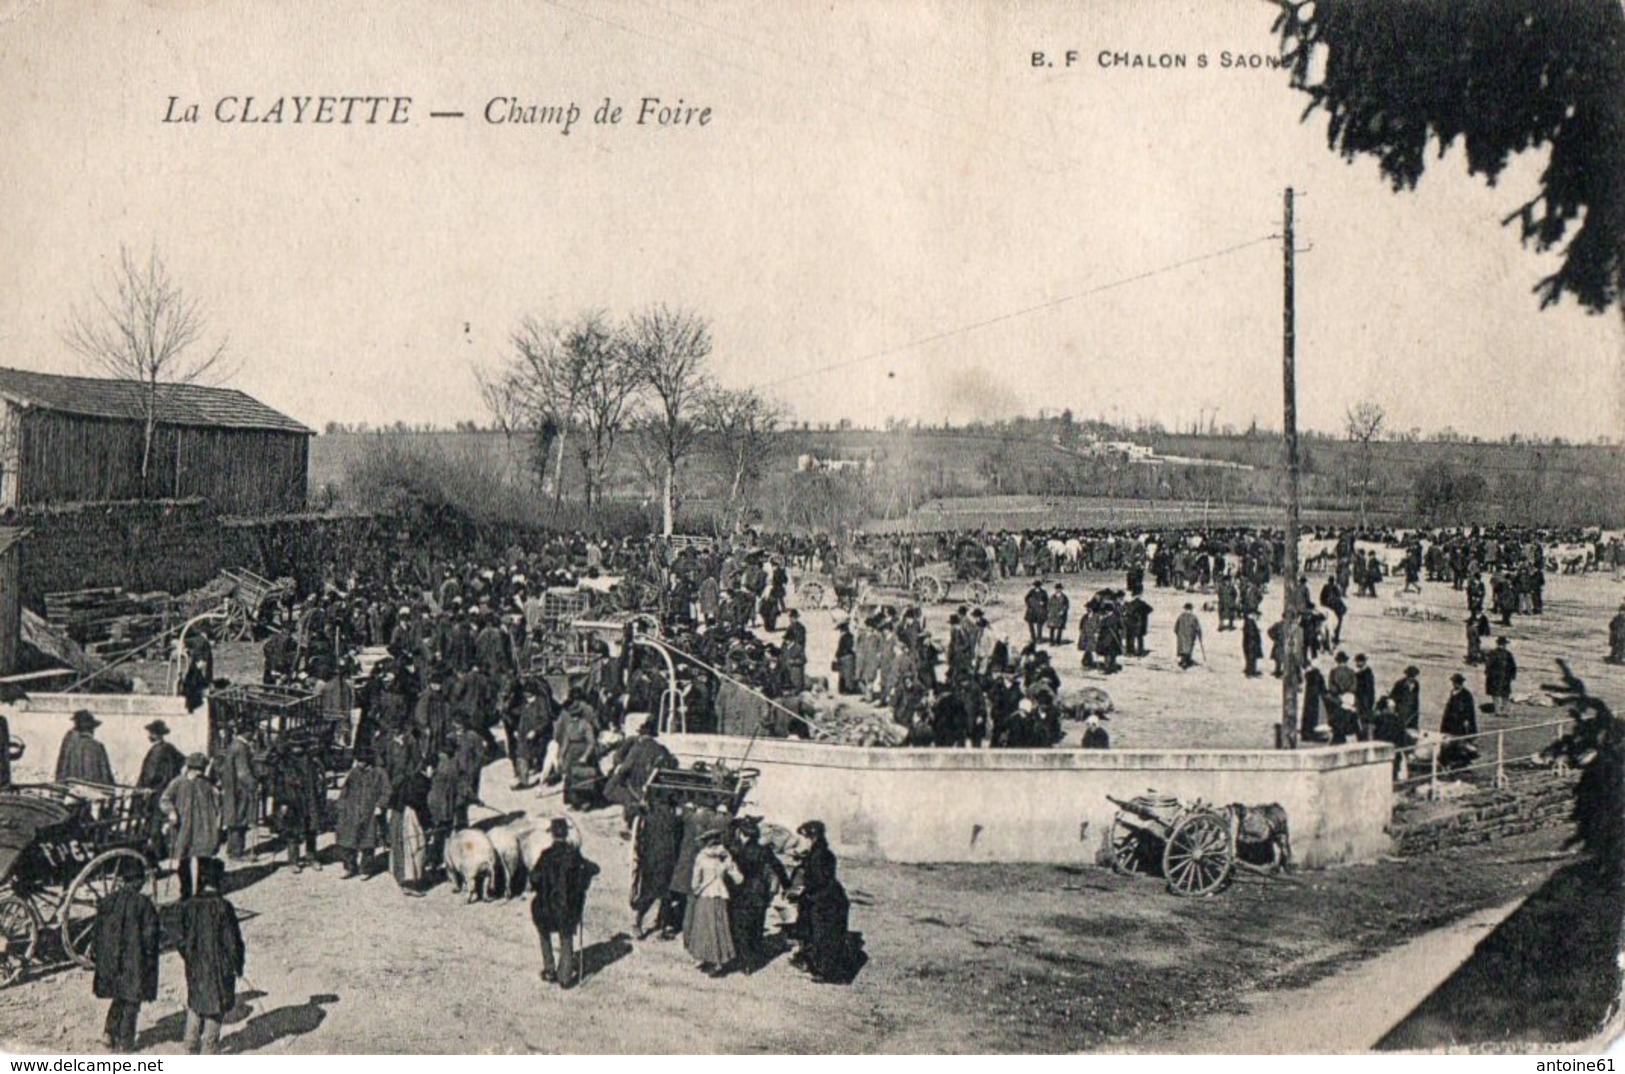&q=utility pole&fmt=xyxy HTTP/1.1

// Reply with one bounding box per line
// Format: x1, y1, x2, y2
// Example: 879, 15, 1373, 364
1279, 187, 1301, 750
